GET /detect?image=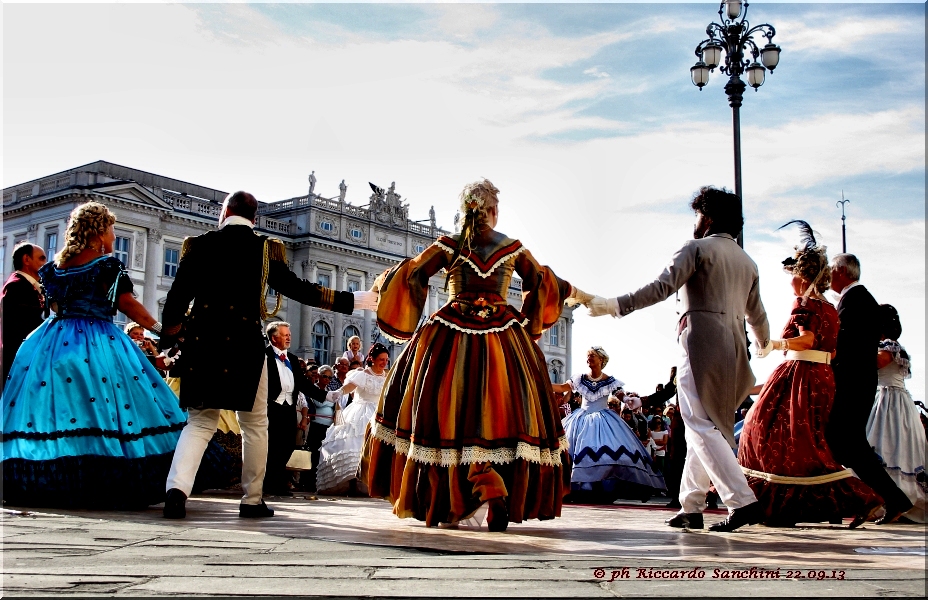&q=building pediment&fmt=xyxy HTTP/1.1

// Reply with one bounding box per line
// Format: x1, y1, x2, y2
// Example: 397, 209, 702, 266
93, 182, 174, 211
